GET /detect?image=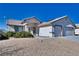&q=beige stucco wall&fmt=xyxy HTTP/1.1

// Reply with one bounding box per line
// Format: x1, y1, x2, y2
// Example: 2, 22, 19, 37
24, 25, 29, 31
